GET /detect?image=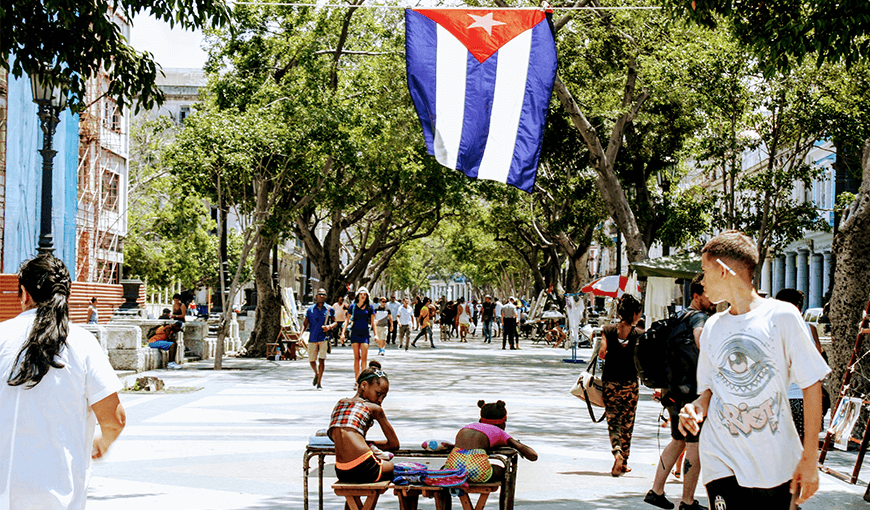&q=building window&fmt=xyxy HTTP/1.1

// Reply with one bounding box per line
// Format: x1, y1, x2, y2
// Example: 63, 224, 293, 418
103, 99, 122, 133
179, 106, 191, 124
102, 171, 119, 212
